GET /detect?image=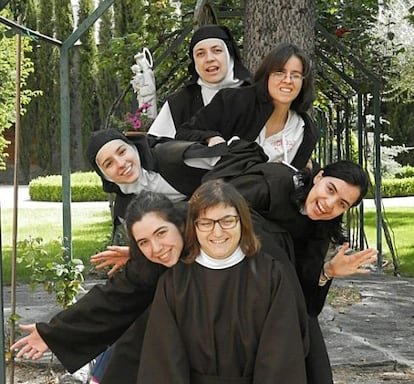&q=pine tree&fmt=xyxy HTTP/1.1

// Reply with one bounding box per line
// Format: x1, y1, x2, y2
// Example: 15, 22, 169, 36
19, 0, 40, 181
36, 0, 58, 172
76, 0, 98, 170
95, 2, 116, 131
